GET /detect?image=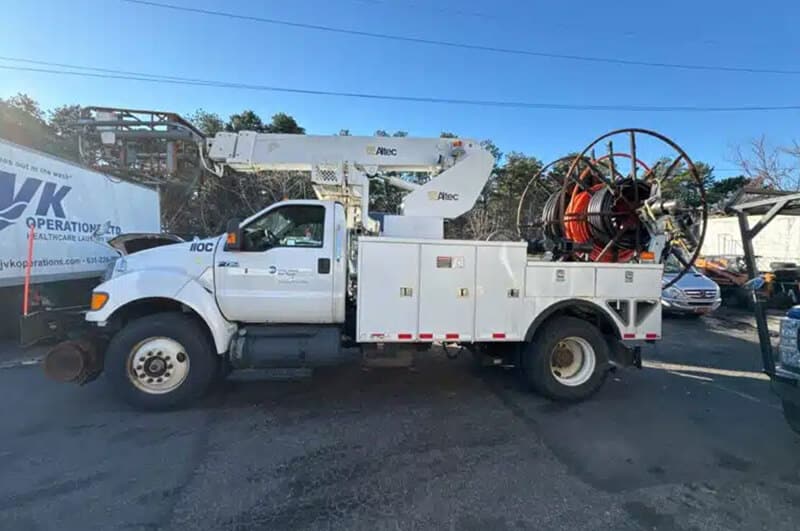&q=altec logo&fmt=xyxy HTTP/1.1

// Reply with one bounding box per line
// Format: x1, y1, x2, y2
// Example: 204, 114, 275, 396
366, 145, 398, 156
427, 190, 460, 201
0, 170, 71, 231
